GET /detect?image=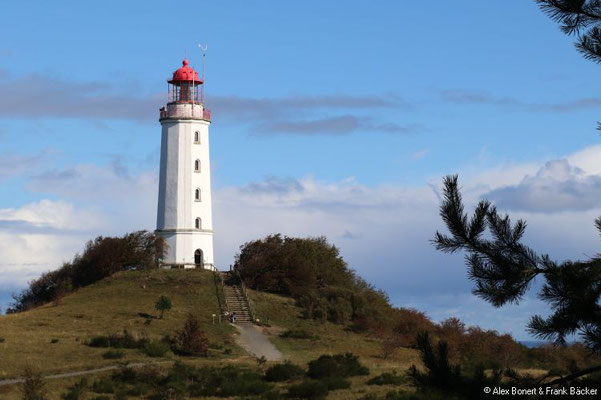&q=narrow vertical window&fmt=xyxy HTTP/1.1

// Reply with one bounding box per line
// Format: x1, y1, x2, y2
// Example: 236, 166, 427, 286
194, 131, 200, 144
195, 188, 201, 201
195, 217, 201, 229
195, 159, 200, 172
